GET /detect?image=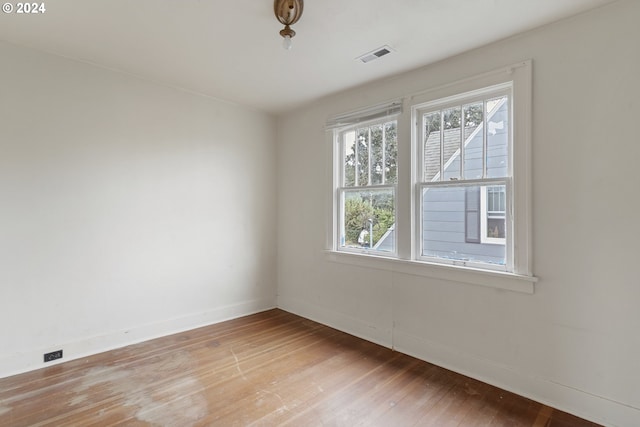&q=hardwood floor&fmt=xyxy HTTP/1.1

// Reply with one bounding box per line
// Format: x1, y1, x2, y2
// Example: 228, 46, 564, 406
0, 309, 601, 426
